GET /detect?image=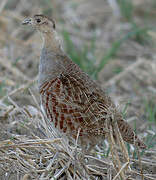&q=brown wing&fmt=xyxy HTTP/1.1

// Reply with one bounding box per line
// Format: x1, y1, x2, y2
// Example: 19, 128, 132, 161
40, 73, 112, 138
